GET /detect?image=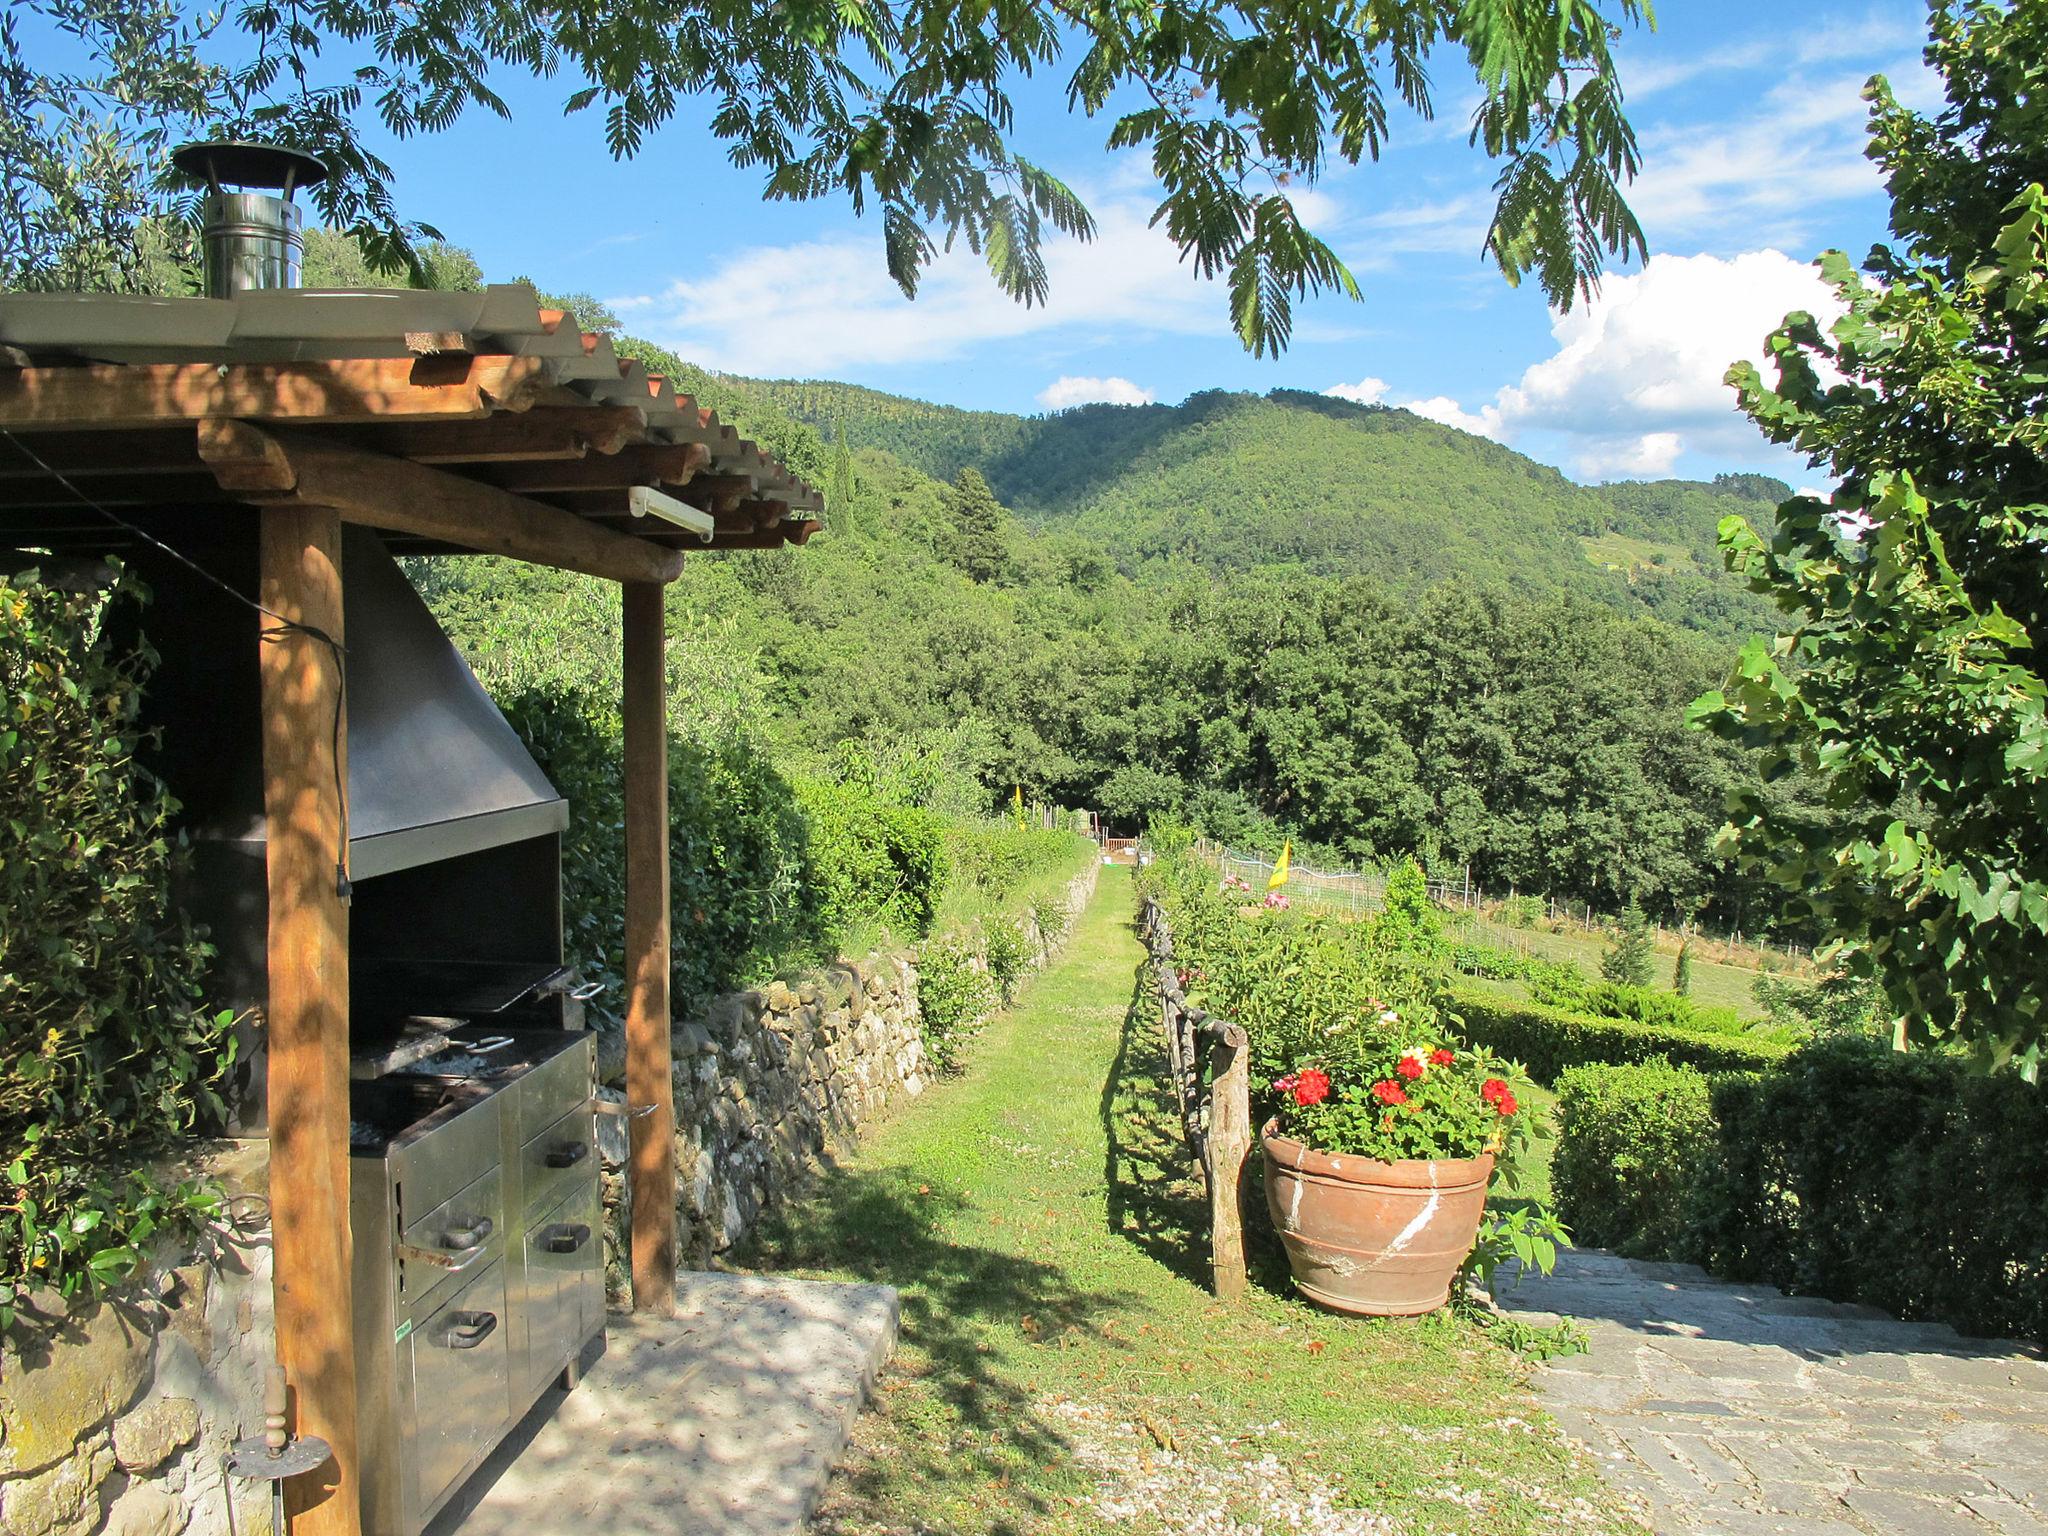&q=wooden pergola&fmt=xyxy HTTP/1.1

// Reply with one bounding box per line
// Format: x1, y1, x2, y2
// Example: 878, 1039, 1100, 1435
0, 287, 821, 1536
